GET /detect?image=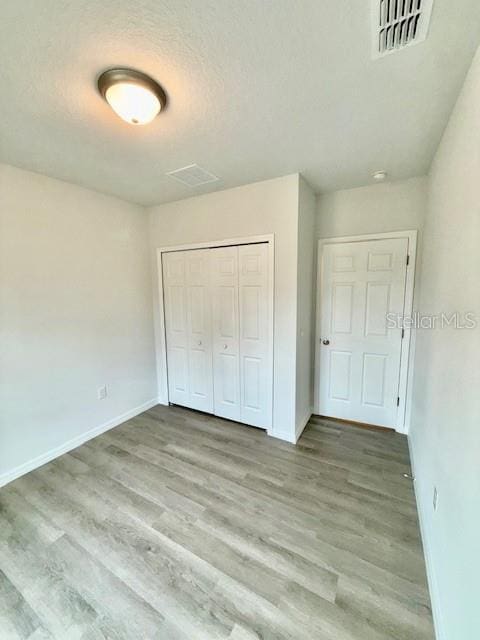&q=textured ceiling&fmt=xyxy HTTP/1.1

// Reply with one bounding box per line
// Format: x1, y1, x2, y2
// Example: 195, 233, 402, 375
1, 0, 480, 206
